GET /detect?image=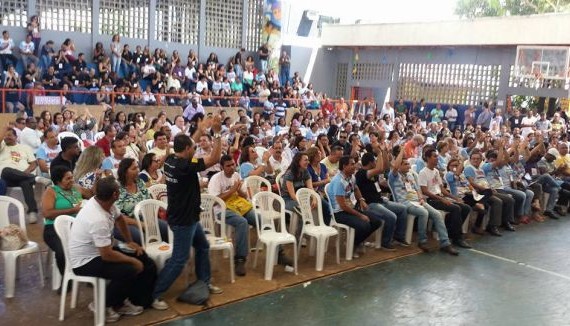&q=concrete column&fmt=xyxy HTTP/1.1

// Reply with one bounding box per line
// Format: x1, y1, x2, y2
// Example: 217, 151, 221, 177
148, 0, 157, 48
242, 0, 249, 50
198, 0, 206, 61
92, 0, 100, 51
